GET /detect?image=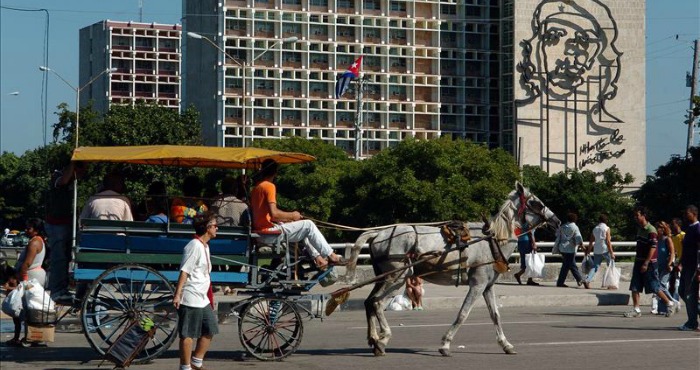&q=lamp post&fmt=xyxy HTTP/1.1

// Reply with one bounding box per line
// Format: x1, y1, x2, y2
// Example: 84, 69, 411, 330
40, 66, 117, 147
39, 65, 116, 249
187, 32, 298, 147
